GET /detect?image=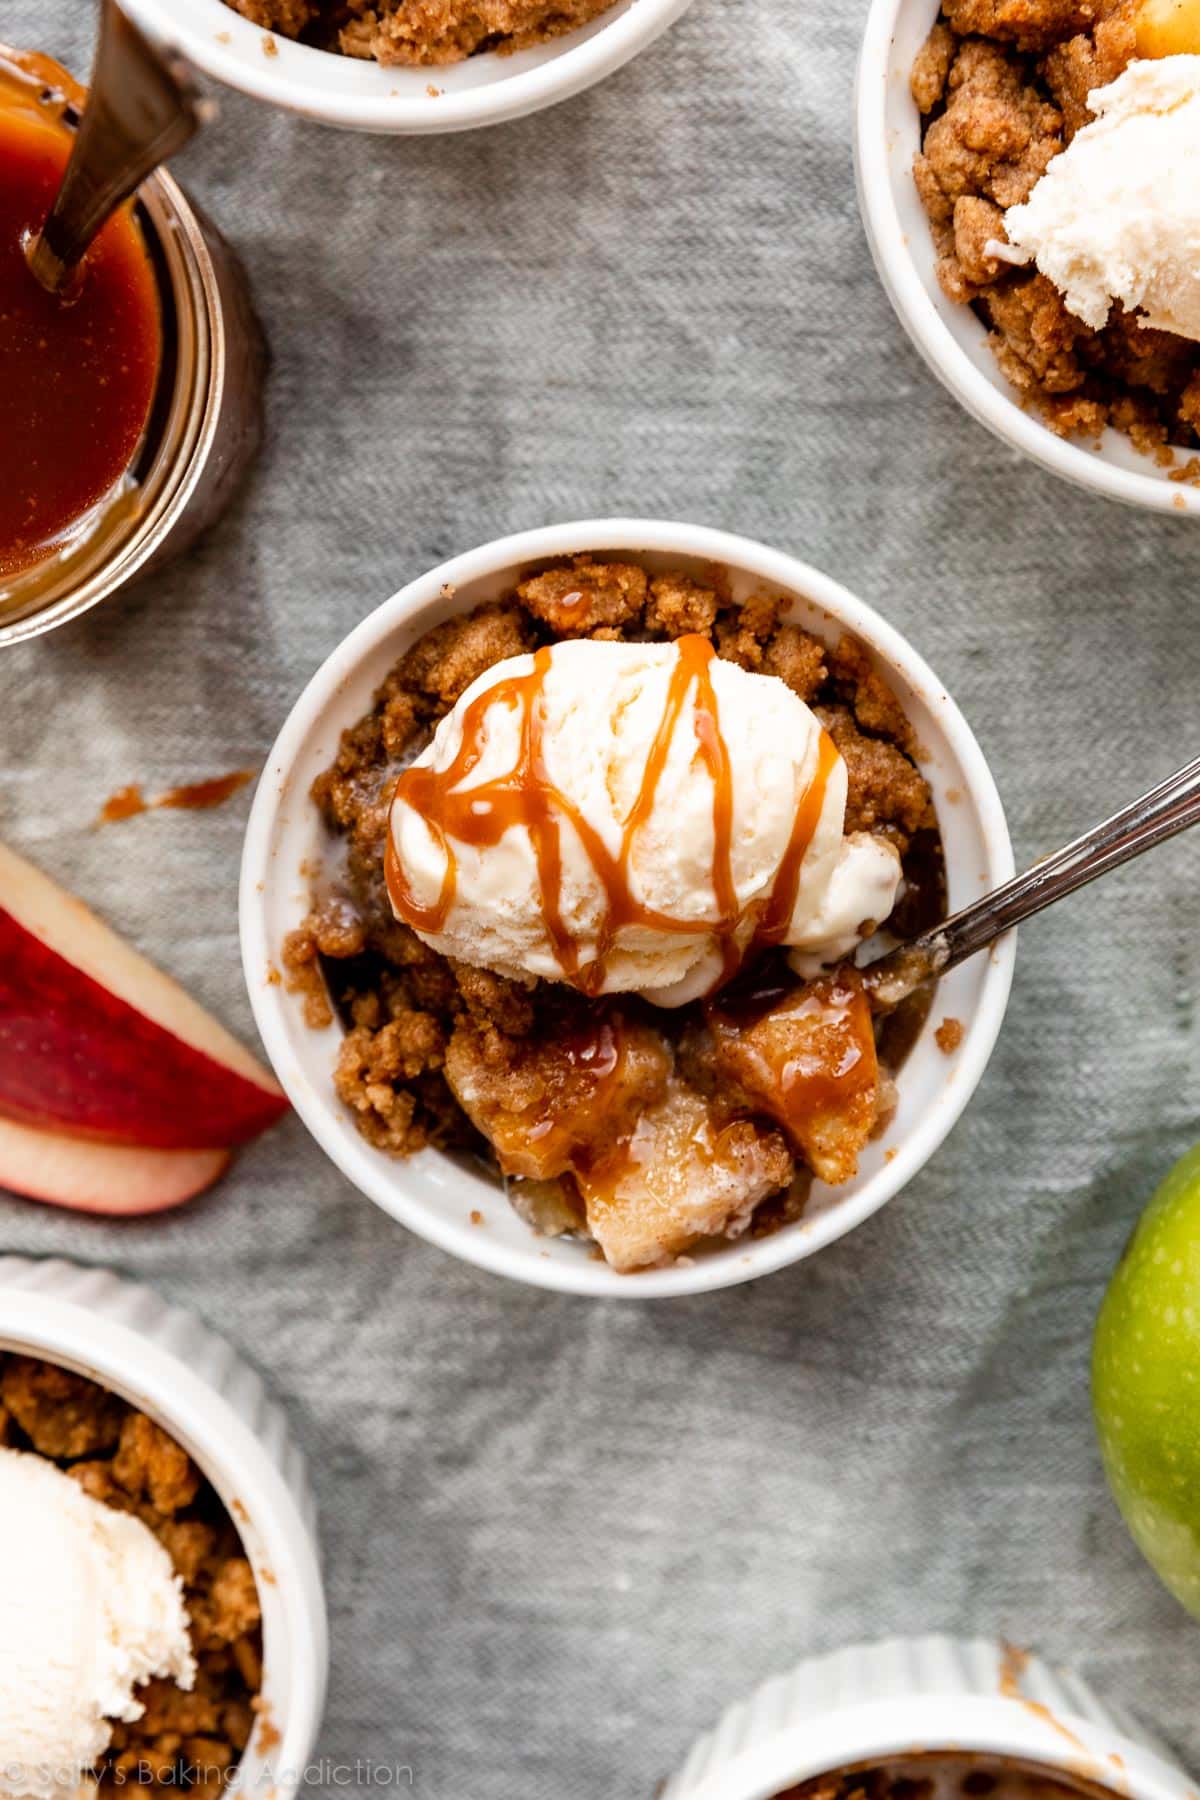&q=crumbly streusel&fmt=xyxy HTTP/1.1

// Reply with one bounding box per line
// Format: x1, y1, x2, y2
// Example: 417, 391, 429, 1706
226, 0, 617, 65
